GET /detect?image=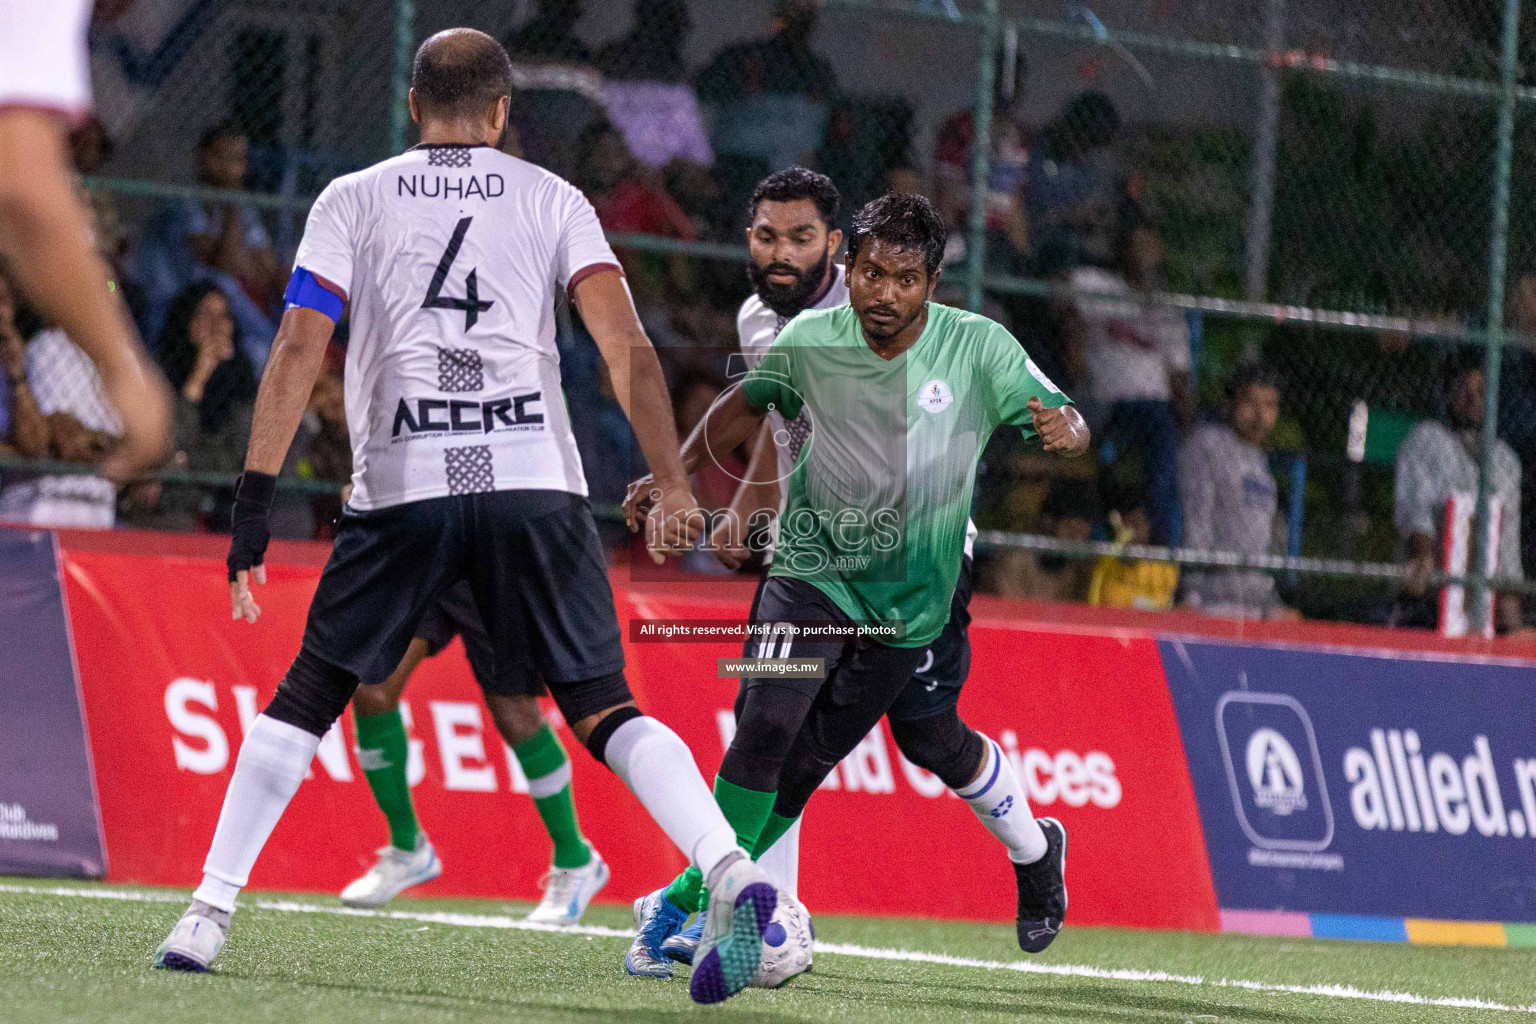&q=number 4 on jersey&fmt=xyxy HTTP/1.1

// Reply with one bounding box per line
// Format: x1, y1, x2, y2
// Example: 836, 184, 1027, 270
422, 216, 494, 330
